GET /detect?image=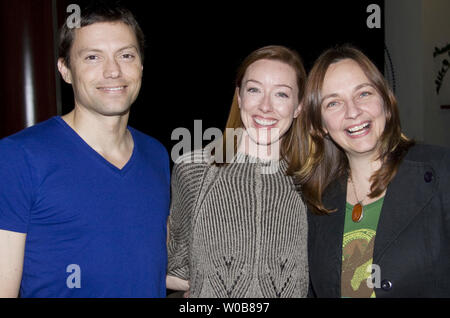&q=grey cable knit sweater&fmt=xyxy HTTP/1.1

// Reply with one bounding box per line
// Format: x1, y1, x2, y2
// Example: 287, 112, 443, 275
167, 149, 308, 298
